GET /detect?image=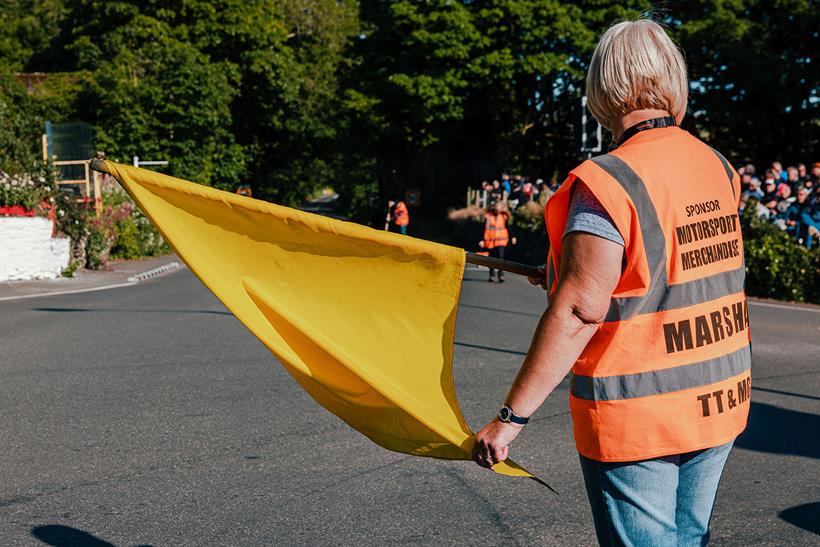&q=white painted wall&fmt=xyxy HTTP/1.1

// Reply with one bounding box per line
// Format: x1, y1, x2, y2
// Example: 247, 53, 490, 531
0, 217, 71, 281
